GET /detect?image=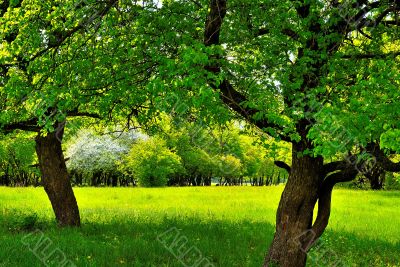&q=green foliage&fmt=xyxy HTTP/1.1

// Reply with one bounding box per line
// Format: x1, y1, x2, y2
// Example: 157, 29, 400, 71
381, 129, 400, 153
154, 117, 291, 185
122, 137, 184, 187
178, 147, 216, 179
215, 154, 243, 179
0, 0, 398, 161
0, 133, 38, 186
